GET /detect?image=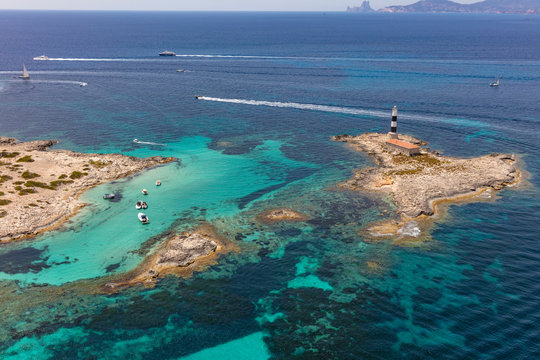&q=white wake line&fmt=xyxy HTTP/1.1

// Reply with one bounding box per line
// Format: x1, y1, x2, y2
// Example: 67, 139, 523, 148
0, 79, 87, 86
133, 139, 167, 146
197, 96, 448, 123
33, 55, 540, 66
